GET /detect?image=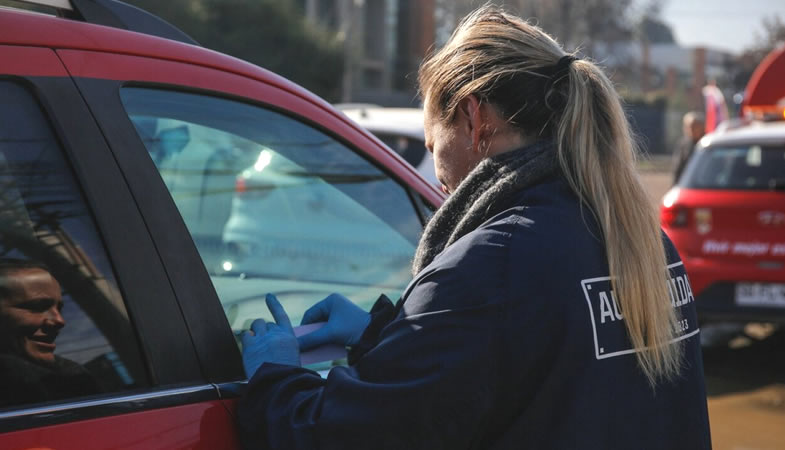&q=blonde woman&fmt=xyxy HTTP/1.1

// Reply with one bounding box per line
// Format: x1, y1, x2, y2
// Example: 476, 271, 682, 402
238, 6, 711, 449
